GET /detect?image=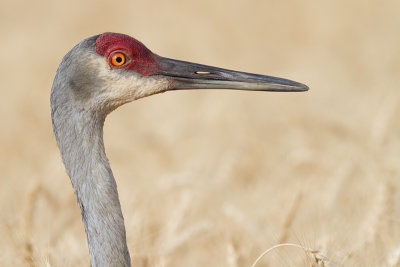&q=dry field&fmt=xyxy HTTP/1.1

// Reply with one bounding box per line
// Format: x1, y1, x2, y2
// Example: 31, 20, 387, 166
1, 0, 400, 266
